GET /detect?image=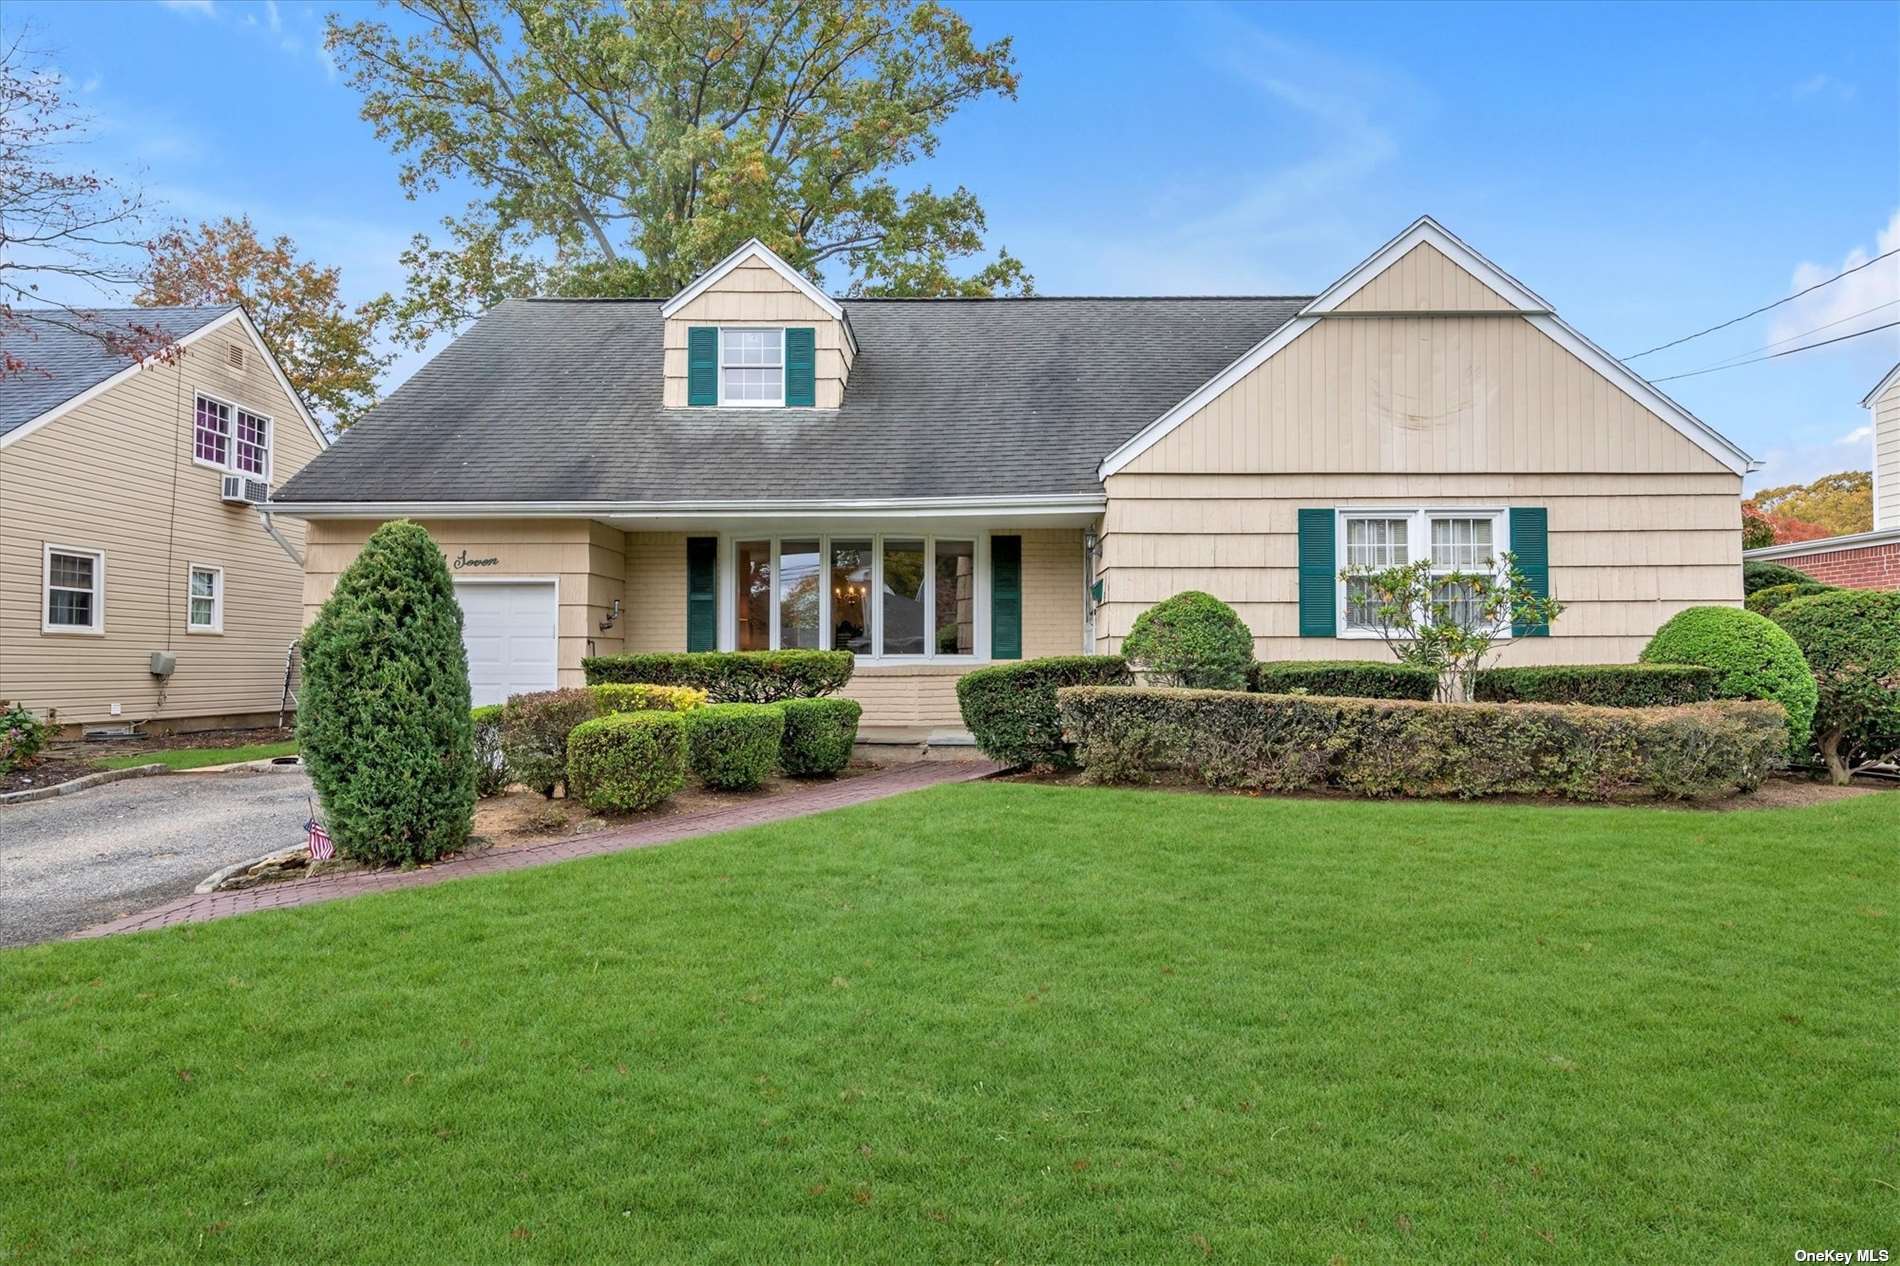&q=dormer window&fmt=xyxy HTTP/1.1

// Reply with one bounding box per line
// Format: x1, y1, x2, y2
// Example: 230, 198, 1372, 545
720, 329, 784, 406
